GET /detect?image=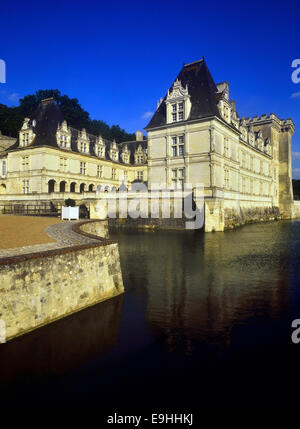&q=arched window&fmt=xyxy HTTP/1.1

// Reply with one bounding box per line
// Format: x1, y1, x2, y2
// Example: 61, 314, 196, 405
80, 183, 85, 193
70, 182, 76, 192
88, 184, 94, 192
48, 180, 56, 193
59, 181, 66, 192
